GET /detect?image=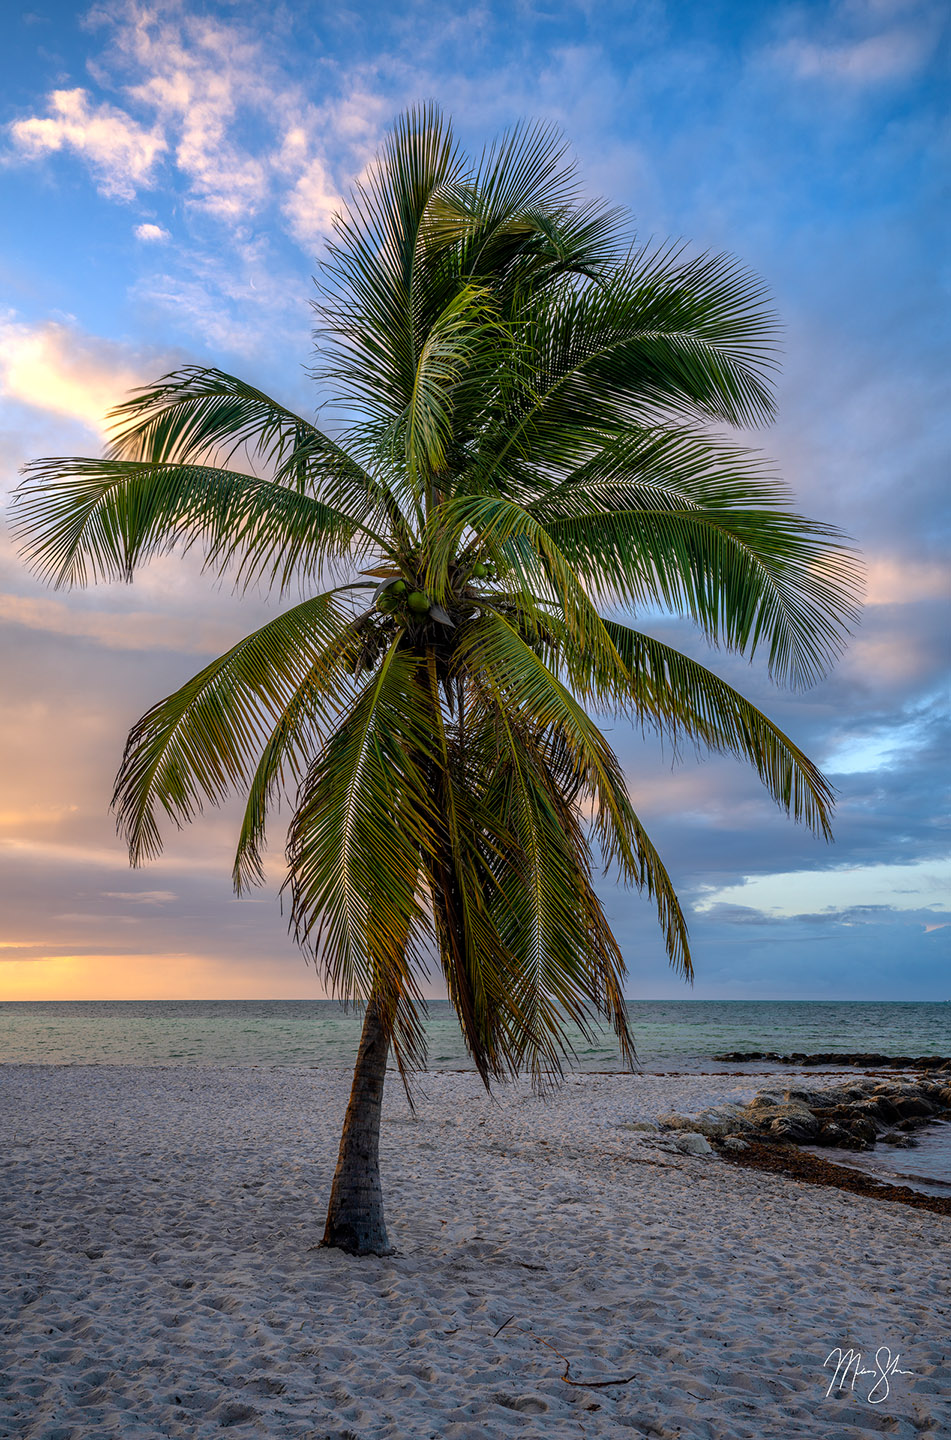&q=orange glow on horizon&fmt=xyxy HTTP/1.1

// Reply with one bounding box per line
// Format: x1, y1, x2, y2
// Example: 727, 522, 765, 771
0, 953, 330, 1001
